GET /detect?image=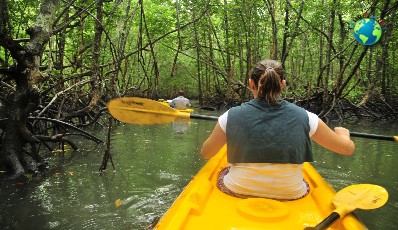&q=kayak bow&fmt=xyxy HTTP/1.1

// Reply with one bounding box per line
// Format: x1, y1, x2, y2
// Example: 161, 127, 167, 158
153, 145, 370, 230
